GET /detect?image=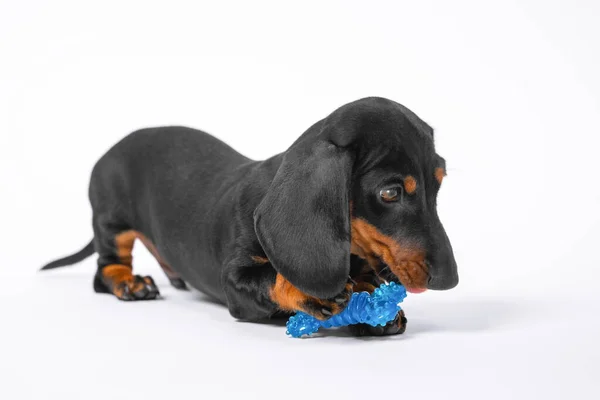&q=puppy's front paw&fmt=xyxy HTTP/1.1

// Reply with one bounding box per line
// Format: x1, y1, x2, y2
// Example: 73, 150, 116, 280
271, 274, 353, 320
348, 310, 407, 336
301, 281, 353, 320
